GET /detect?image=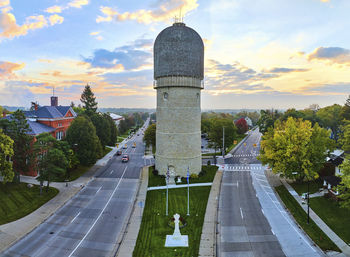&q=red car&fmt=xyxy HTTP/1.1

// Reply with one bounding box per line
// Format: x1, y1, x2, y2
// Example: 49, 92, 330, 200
121, 154, 129, 162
